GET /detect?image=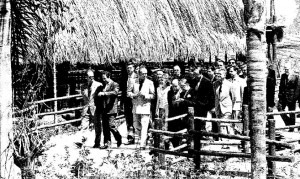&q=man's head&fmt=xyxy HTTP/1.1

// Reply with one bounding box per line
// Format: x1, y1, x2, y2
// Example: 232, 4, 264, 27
156, 69, 164, 79
228, 66, 238, 78
228, 59, 236, 67
171, 79, 180, 92
207, 66, 215, 78
180, 78, 190, 91
216, 60, 225, 69
126, 62, 135, 75
284, 63, 291, 75
101, 71, 111, 84
139, 66, 148, 81
241, 64, 247, 76
87, 70, 94, 85
215, 68, 226, 81
173, 65, 181, 77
